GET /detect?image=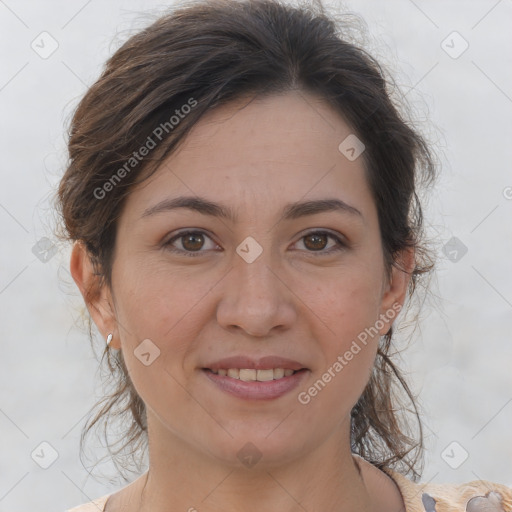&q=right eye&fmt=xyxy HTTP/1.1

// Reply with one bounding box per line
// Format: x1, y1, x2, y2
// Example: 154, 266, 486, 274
163, 230, 220, 257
